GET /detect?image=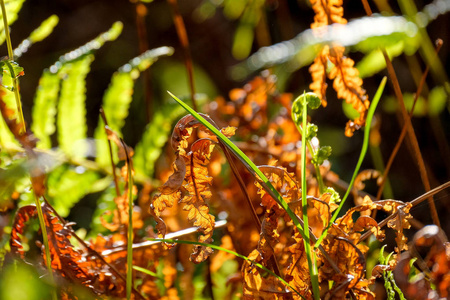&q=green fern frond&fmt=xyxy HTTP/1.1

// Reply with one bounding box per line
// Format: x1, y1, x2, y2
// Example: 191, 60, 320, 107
0, 0, 25, 45
48, 21, 123, 74
14, 15, 59, 58
31, 21, 122, 154
47, 165, 99, 217
133, 102, 184, 178
56, 55, 93, 158
31, 71, 60, 149
94, 46, 174, 167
